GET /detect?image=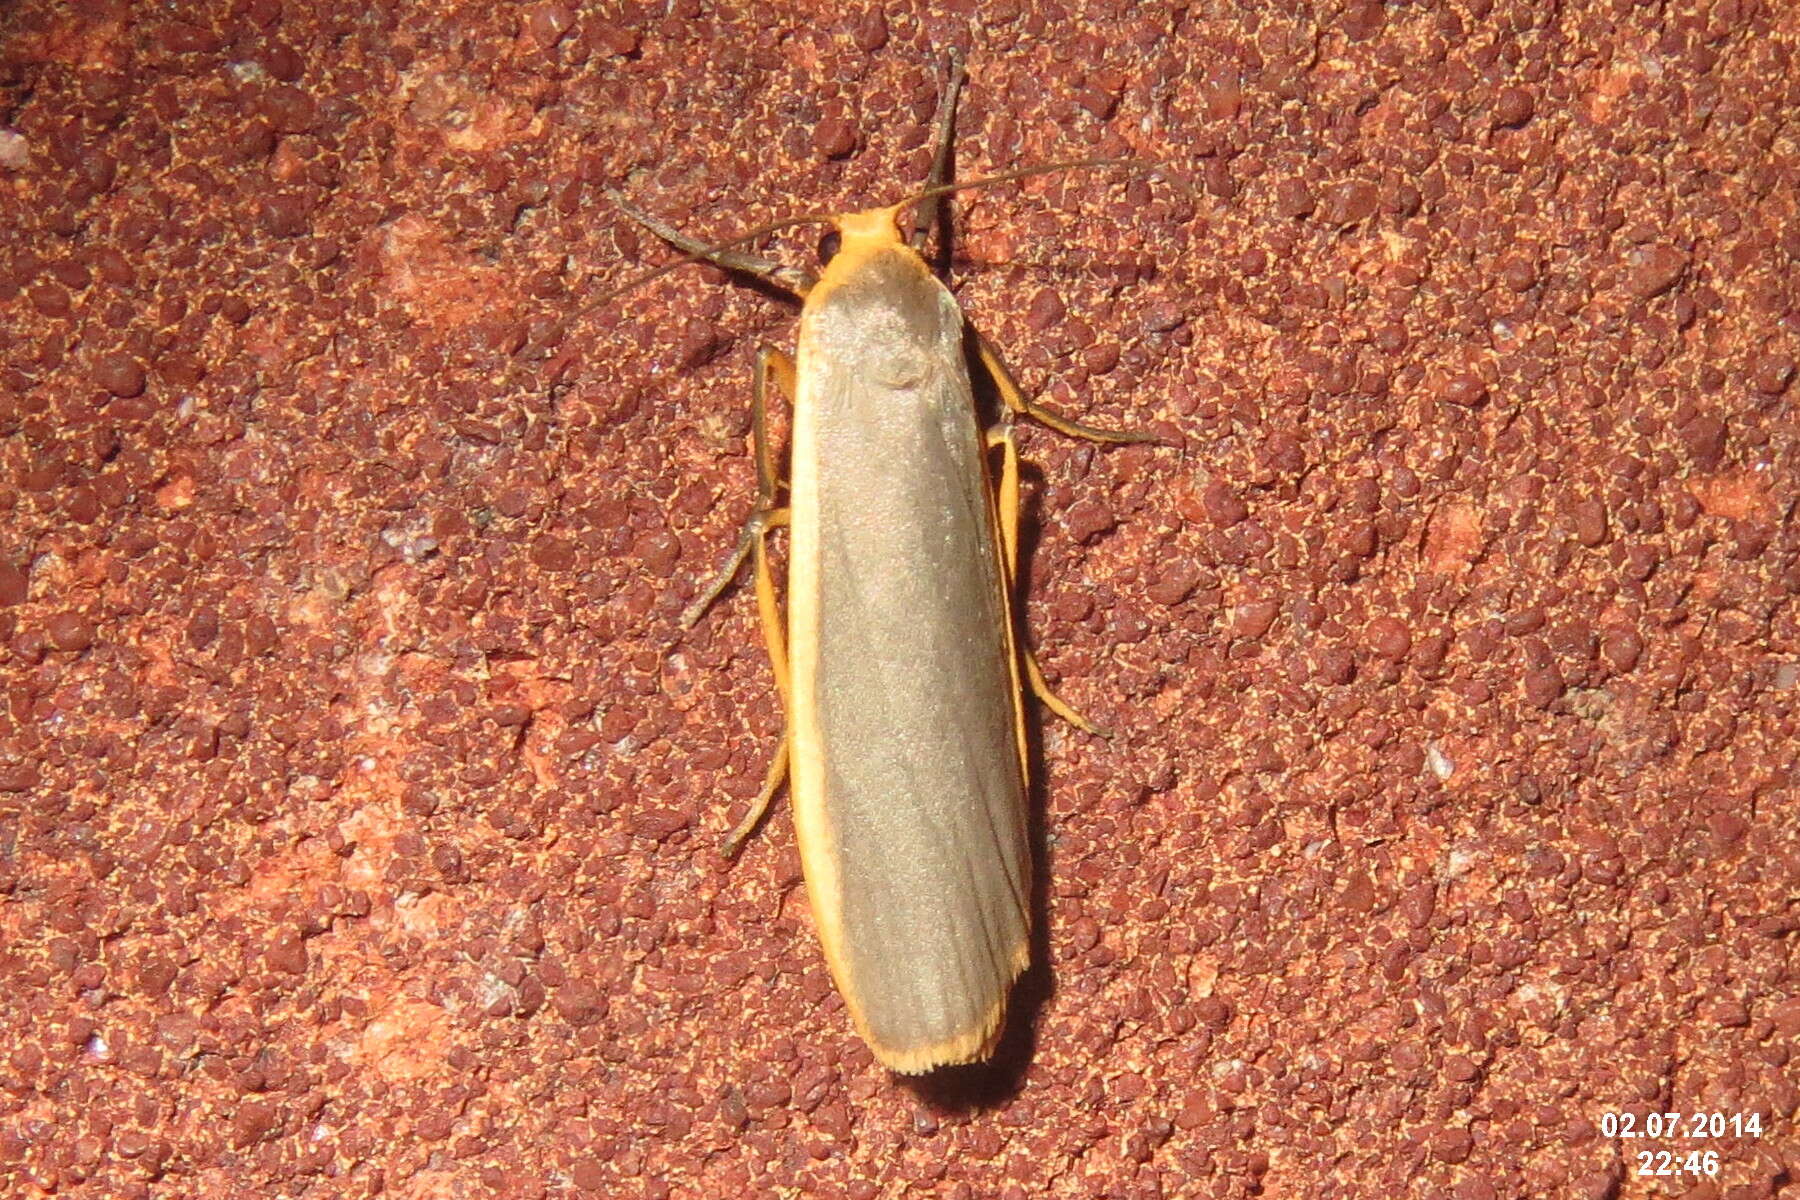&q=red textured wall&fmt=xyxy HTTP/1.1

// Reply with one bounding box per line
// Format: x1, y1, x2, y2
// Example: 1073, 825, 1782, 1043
0, 2, 1795, 1197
